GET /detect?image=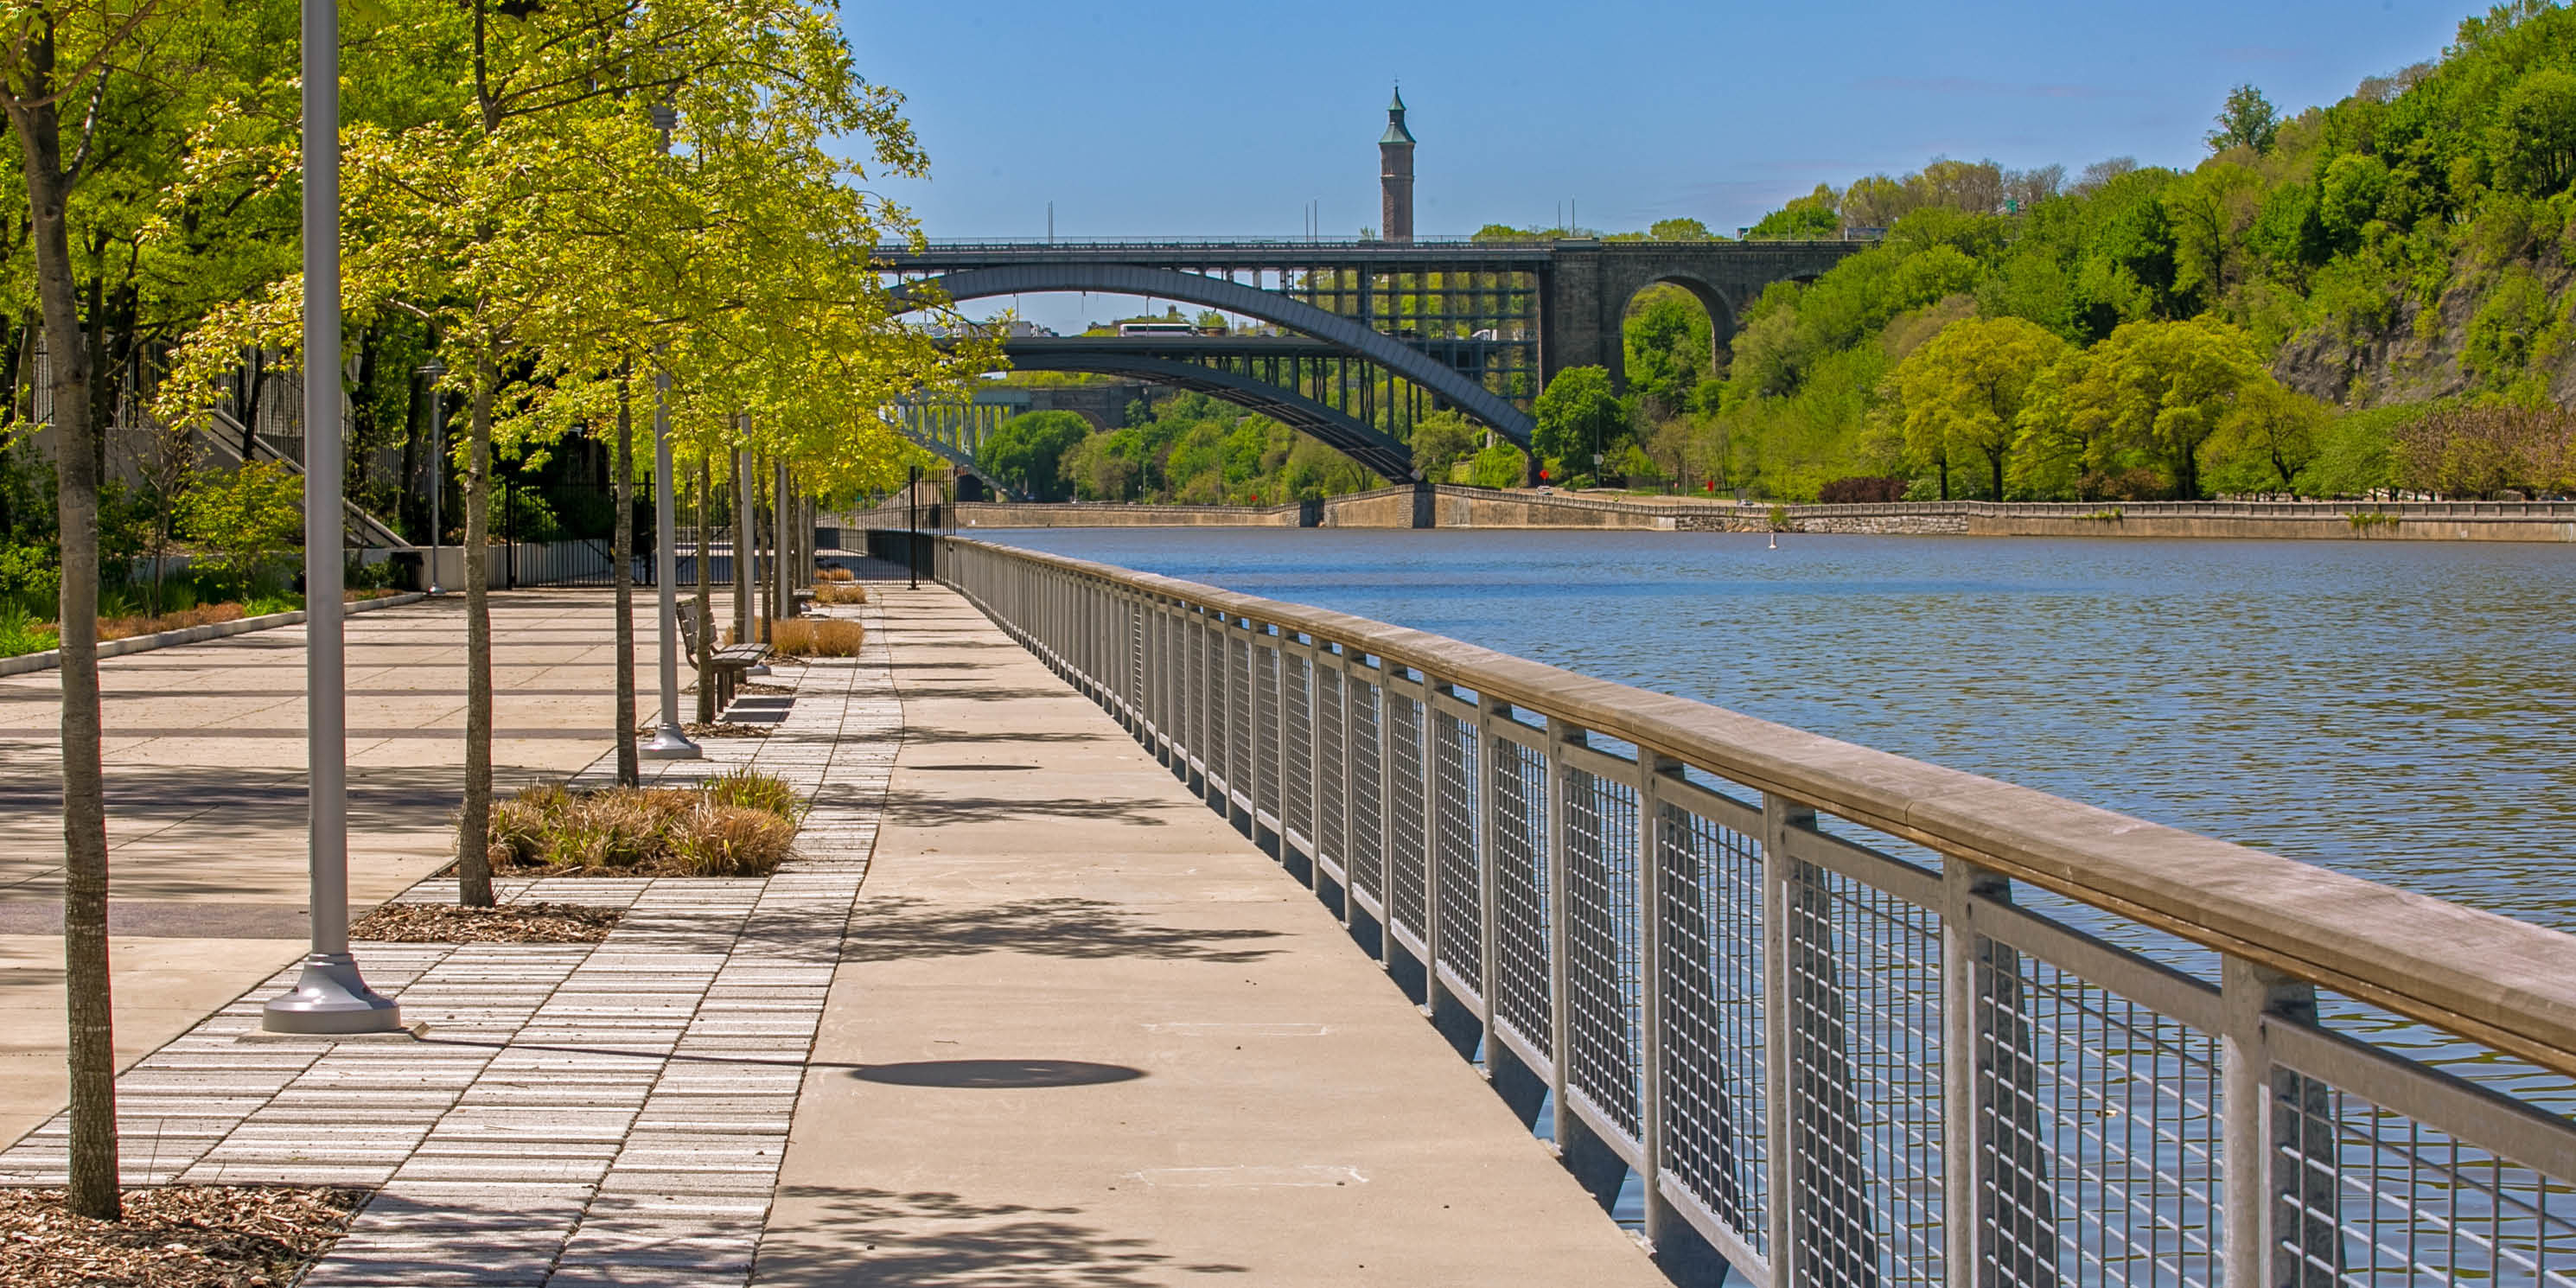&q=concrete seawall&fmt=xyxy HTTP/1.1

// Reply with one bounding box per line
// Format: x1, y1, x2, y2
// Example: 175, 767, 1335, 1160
846, 489, 2576, 542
